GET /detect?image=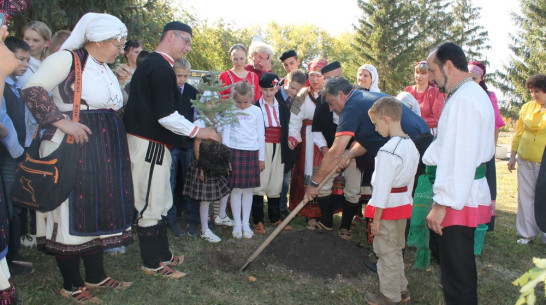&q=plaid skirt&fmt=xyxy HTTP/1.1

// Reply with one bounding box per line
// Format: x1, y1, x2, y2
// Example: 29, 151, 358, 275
182, 158, 231, 201
229, 148, 260, 189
